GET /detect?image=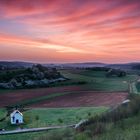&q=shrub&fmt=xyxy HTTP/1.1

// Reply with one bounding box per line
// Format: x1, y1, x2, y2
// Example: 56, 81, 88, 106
35, 115, 39, 121
88, 112, 91, 117
58, 118, 63, 123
